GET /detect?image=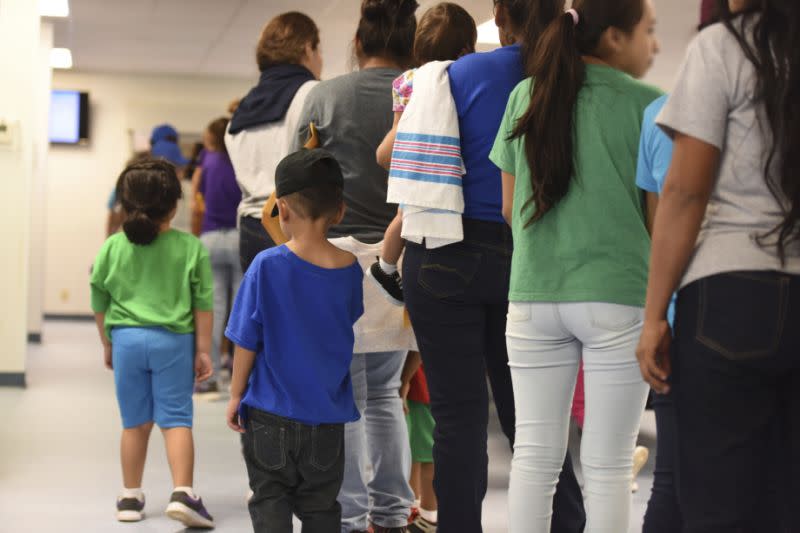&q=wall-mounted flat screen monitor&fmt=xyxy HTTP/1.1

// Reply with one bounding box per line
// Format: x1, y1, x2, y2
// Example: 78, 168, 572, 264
49, 90, 90, 145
